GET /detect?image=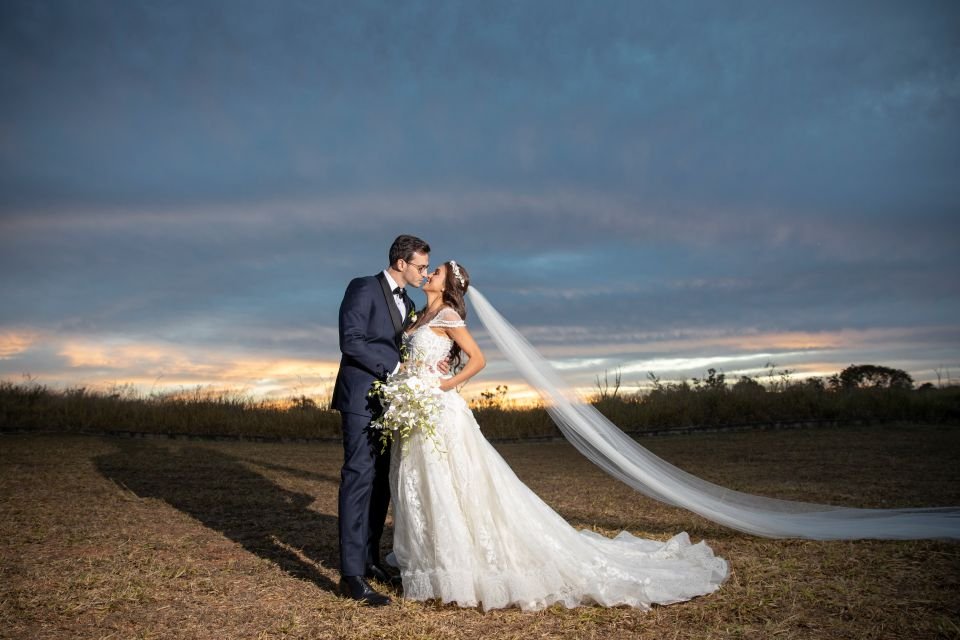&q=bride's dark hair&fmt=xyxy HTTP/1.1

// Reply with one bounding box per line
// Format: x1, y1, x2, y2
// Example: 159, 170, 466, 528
441, 260, 469, 318
440, 260, 469, 369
